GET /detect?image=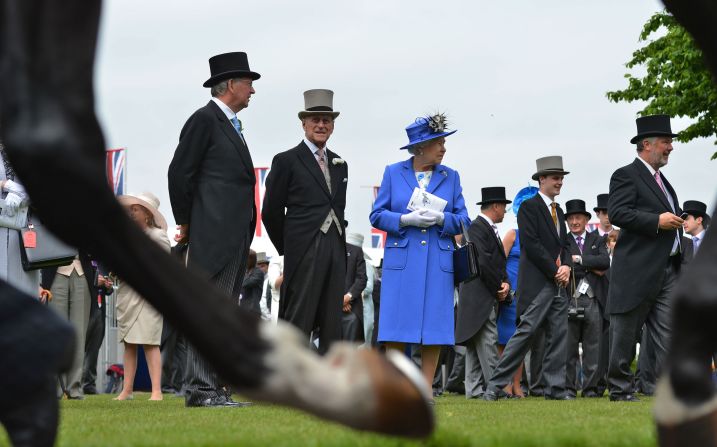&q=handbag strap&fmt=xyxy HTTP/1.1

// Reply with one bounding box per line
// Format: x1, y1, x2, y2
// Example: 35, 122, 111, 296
453, 221, 471, 249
